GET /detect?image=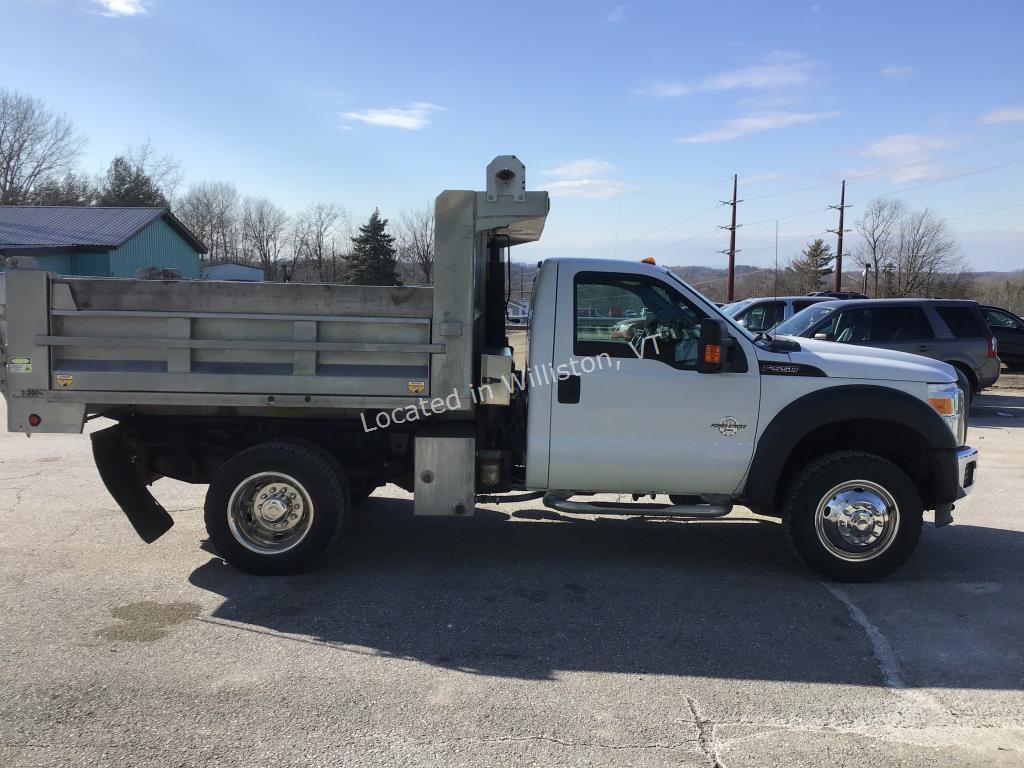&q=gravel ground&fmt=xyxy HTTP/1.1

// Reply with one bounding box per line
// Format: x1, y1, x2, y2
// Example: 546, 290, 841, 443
0, 386, 1022, 768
